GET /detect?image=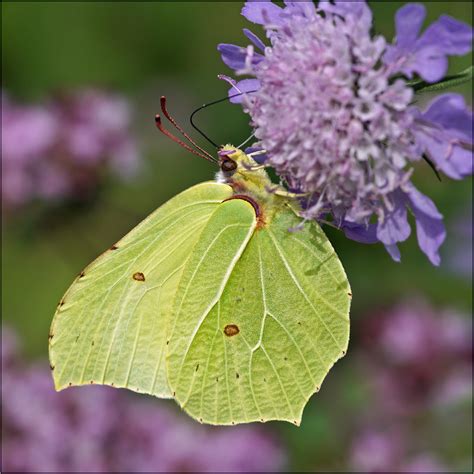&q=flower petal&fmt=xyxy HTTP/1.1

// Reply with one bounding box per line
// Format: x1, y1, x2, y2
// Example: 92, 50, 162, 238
415, 94, 473, 179
402, 46, 449, 83
406, 185, 446, 266
419, 15, 474, 56
217, 44, 248, 71
384, 243, 401, 263
318, 1, 372, 27
217, 43, 264, 73
393, 3, 426, 49
384, 6, 473, 83
416, 133, 472, 179
245, 146, 268, 164
423, 94, 472, 141
243, 28, 266, 52
284, 1, 317, 19
376, 193, 411, 245
342, 221, 379, 244
218, 76, 261, 104
404, 183, 442, 219
241, 0, 284, 25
